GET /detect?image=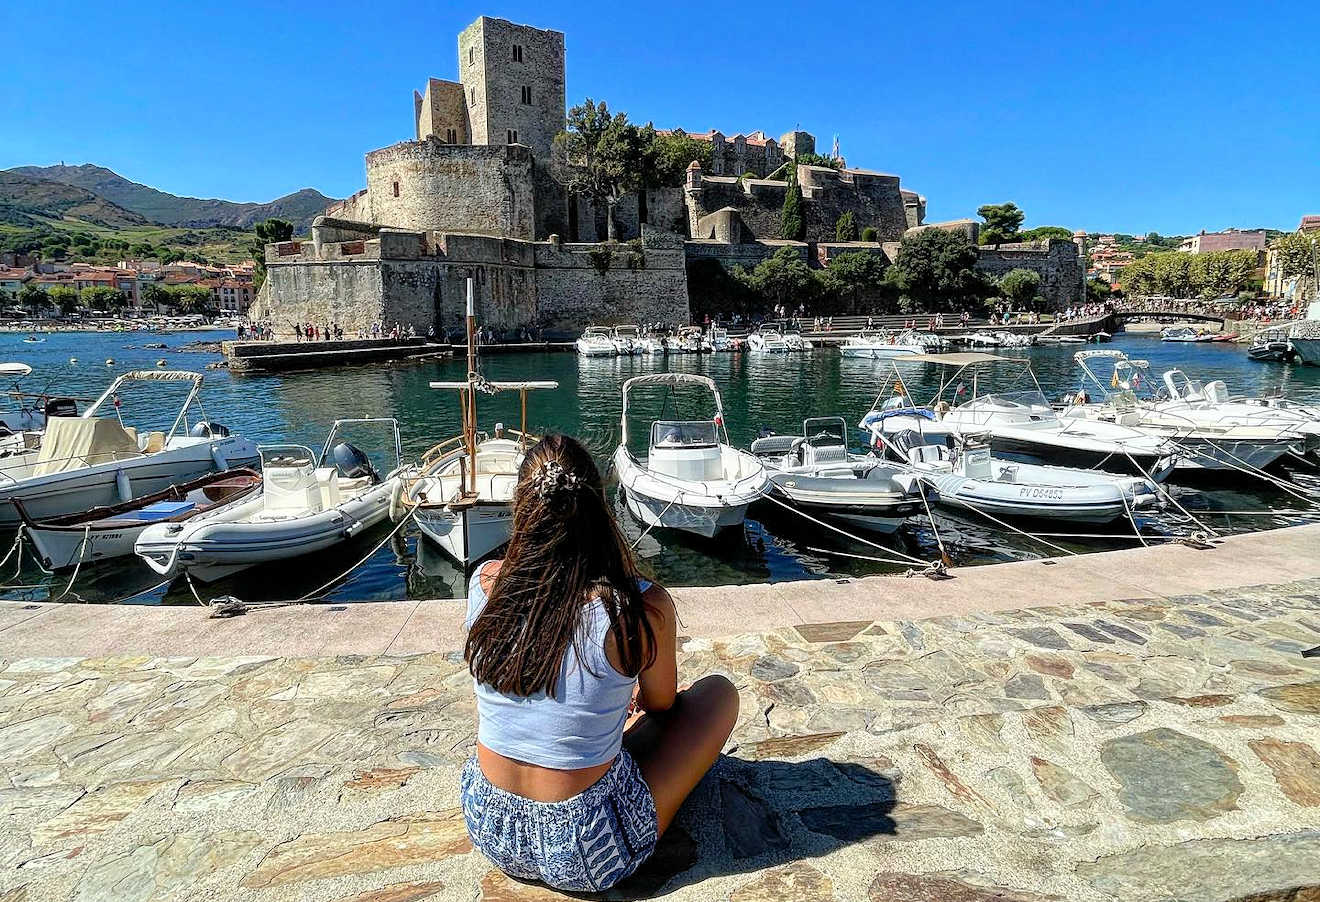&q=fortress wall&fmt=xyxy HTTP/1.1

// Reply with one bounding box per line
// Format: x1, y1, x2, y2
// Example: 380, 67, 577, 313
325, 190, 370, 223
532, 229, 689, 329
415, 78, 468, 143
365, 140, 535, 239
974, 239, 1083, 309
